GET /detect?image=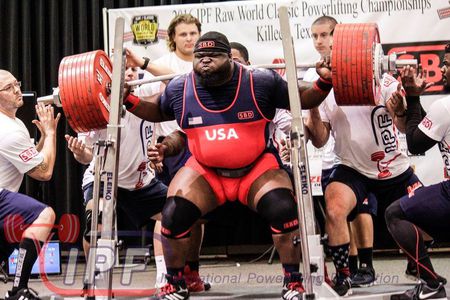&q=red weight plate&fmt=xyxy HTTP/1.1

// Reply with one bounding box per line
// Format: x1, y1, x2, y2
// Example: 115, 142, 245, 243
343, 24, 353, 104
338, 24, 350, 105
351, 24, 362, 103
70, 54, 90, 132
58, 57, 70, 126
83, 51, 103, 130
77, 53, 97, 132
364, 23, 378, 105
346, 24, 355, 102
331, 25, 339, 101
77, 52, 99, 131
354, 24, 364, 104
336, 24, 346, 104
369, 24, 381, 105
87, 51, 108, 130
75, 52, 94, 131
338, 24, 349, 105
94, 50, 112, 126
86, 51, 108, 130
360, 24, 370, 105
350, 24, 364, 105
61, 55, 83, 132
59, 214, 80, 243
363, 24, 373, 105
332, 24, 344, 104
81, 51, 100, 131
68, 54, 86, 132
